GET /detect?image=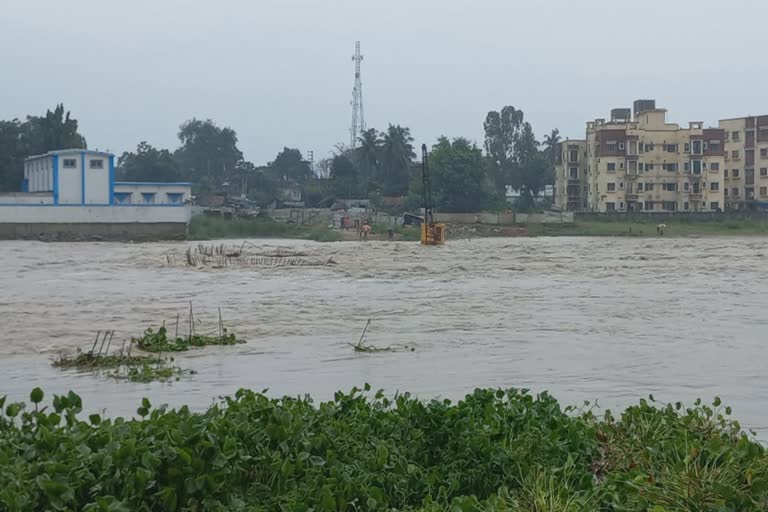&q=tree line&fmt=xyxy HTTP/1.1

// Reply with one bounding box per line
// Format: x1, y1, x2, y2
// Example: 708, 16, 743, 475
0, 104, 561, 212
